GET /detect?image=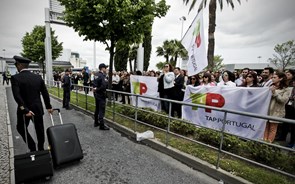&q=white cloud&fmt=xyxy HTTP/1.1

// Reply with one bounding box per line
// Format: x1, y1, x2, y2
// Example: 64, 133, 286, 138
1, 0, 294, 70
